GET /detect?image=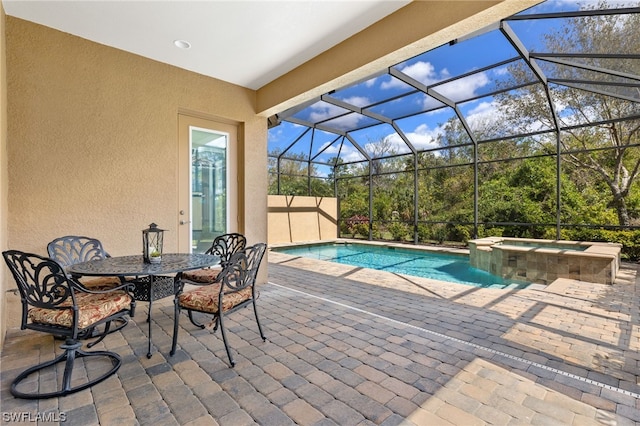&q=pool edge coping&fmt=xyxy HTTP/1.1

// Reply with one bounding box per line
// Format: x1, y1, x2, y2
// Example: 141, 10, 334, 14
269, 238, 470, 258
